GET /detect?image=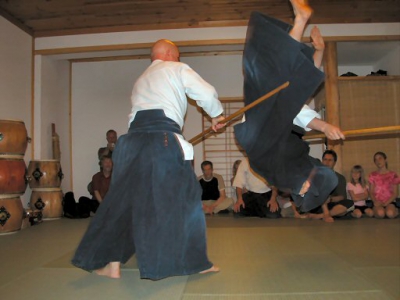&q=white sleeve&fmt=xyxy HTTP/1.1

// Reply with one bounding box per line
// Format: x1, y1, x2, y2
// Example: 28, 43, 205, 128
181, 65, 223, 118
293, 104, 321, 131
